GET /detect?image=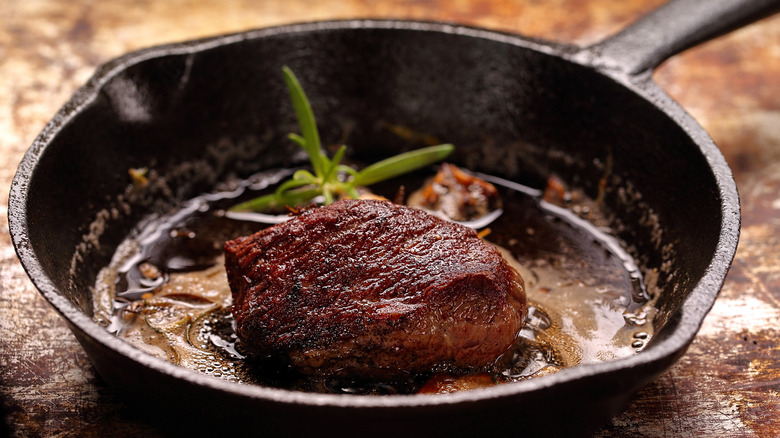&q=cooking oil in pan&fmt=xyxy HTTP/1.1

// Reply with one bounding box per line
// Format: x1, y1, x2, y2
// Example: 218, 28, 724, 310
93, 168, 655, 394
